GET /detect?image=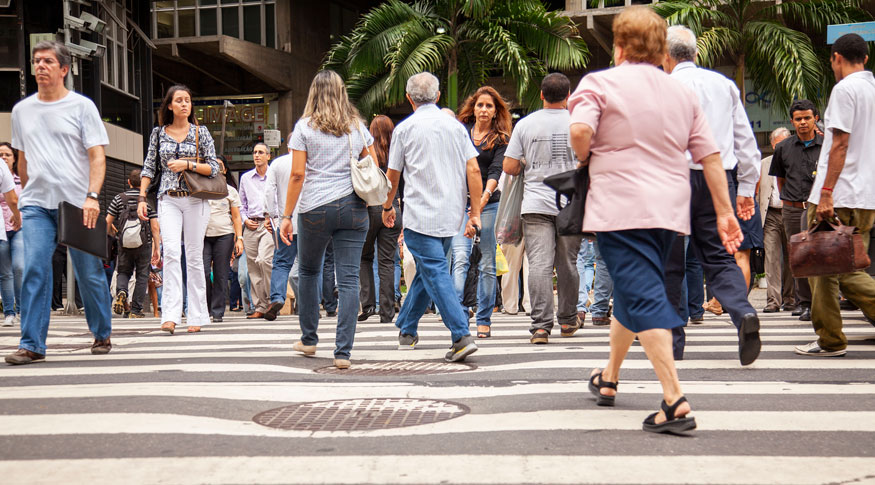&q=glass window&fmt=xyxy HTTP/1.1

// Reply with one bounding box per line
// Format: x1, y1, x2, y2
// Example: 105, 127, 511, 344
220, 0, 239, 4
155, 1, 175, 9
265, 4, 275, 48
106, 43, 114, 86
200, 0, 217, 5
222, 7, 239, 38
178, 8, 196, 36
199, 8, 217, 36
117, 45, 126, 91
0, 17, 18, 67
128, 49, 135, 96
243, 5, 260, 44
156, 11, 174, 38
178, 0, 196, 6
